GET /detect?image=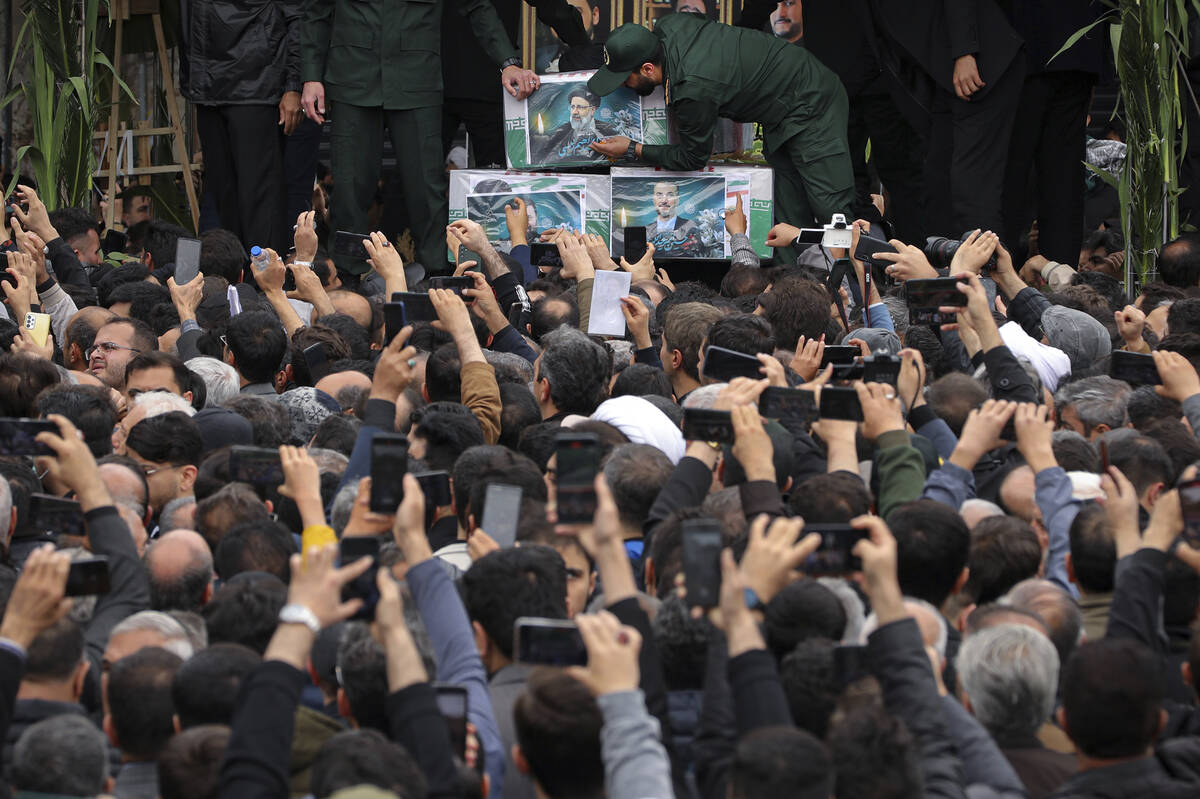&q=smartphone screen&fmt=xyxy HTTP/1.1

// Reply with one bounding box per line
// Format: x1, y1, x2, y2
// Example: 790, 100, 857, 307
818, 386, 865, 422
339, 535, 381, 621
429, 276, 474, 296
905, 277, 969, 325
383, 302, 407, 346
333, 231, 369, 260
702, 345, 763, 383
229, 446, 284, 486
759, 387, 817, 425
303, 343, 331, 384
820, 346, 860, 367
480, 483, 523, 548
29, 493, 86, 537
681, 408, 735, 443
556, 433, 600, 524
681, 520, 723, 608
391, 292, 437, 323
369, 435, 409, 513
1181, 479, 1200, 548
804, 525, 870, 574
514, 617, 588, 667
529, 242, 563, 269
415, 471, 452, 508
624, 226, 647, 263
174, 237, 202, 284
434, 684, 469, 759
0, 418, 56, 456
1109, 350, 1162, 386
66, 557, 111, 596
